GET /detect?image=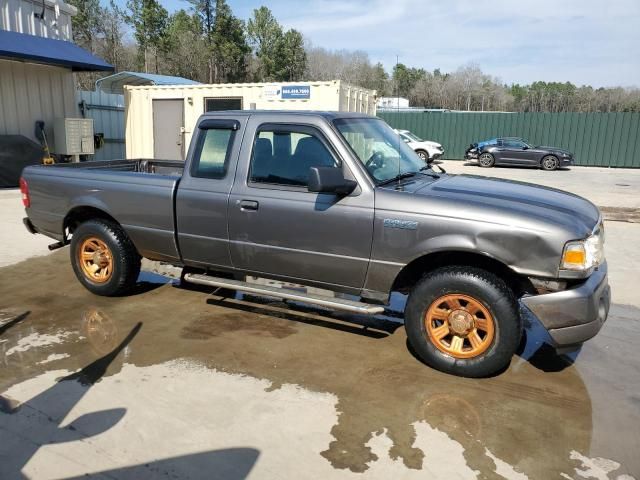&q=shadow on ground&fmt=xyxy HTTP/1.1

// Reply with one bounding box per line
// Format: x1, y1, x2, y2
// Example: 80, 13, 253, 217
0, 315, 259, 479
